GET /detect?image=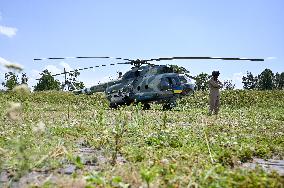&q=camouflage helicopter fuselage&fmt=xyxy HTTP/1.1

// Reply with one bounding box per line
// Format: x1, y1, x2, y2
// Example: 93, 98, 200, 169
76, 65, 195, 109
